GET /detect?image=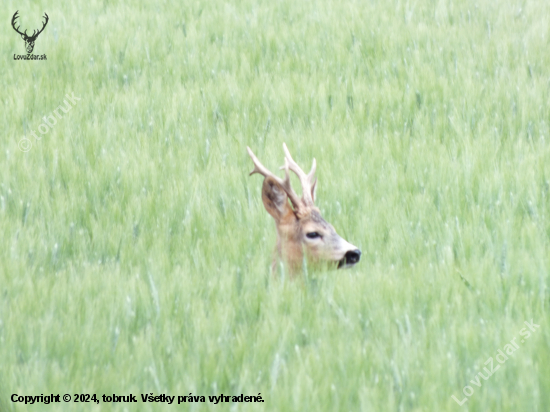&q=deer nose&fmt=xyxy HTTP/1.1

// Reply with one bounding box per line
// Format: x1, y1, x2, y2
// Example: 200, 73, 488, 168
345, 249, 361, 265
